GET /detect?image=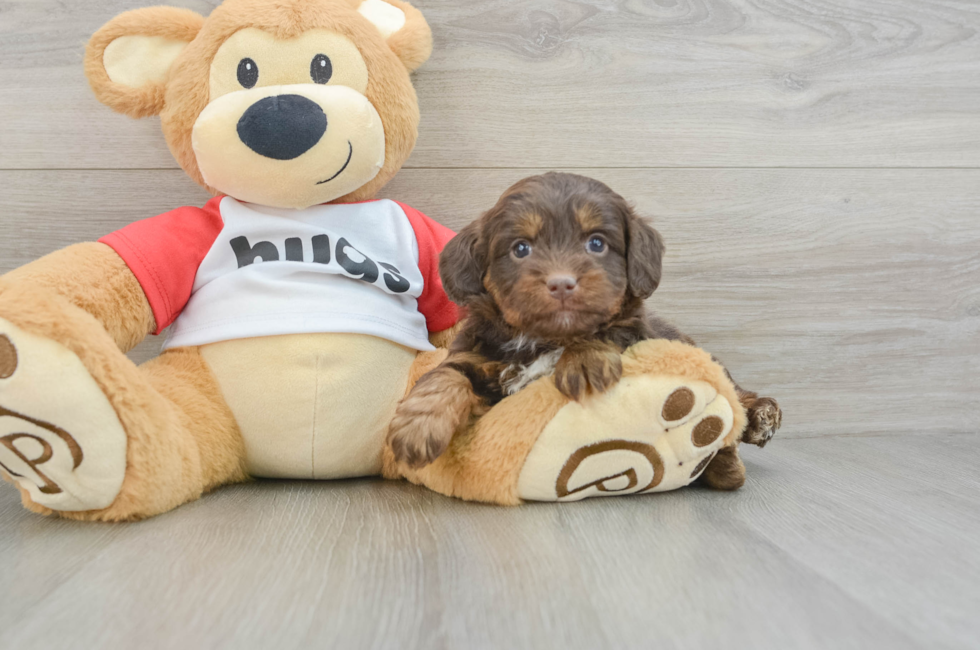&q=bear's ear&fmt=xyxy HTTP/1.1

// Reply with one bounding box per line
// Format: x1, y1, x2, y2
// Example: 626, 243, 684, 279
357, 0, 433, 72
85, 7, 205, 118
